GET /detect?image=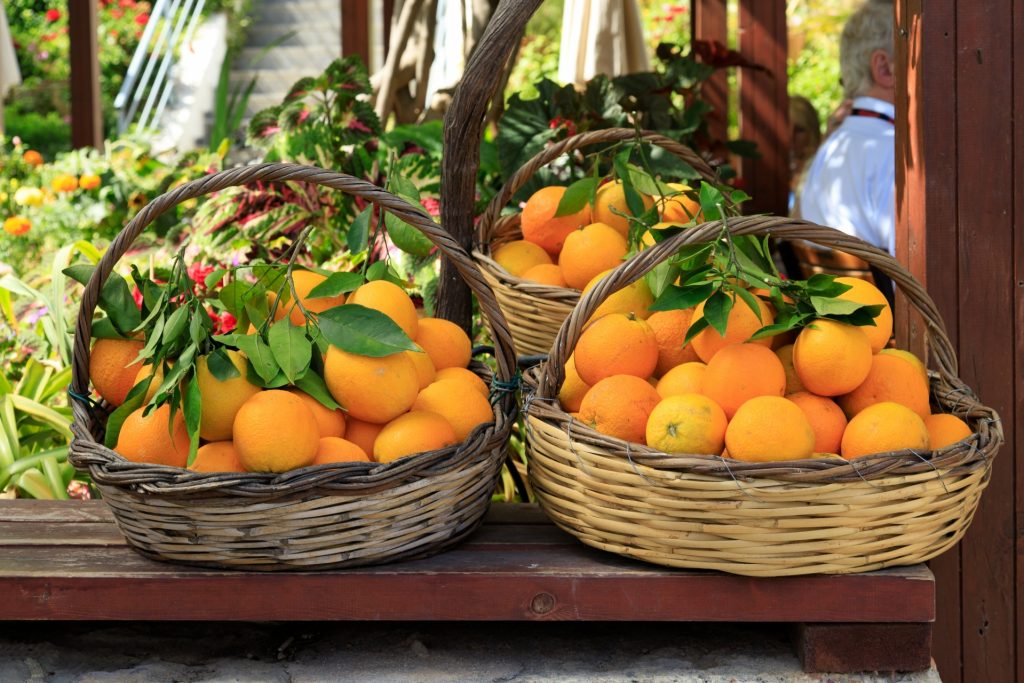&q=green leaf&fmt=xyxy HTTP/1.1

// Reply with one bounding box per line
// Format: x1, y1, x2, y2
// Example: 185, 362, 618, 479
308, 272, 364, 300
750, 321, 801, 341
162, 306, 190, 347
233, 334, 278, 383
828, 304, 886, 328
734, 287, 765, 322
182, 374, 201, 466
682, 314, 710, 346
204, 268, 227, 289
260, 371, 292, 389
810, 296, 871, 317
63, 265, 141, 336
91, 318, 125, 340
318, 304, 419, 357
614, 154, 647, 219
806, 273, 852, 297
555, 177, 600, 217
268, 321, 312, 383
702, 290, 734, 337
366, 261, 403, 286
294, 371, 340, 410
649, 282, 716, 312
152, 344, 197, 403
347, 206, 373, 253
384, 212, 434, 257
645, 261, 679, 299
206, 348, 240, 381
698, 184, 726, 222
